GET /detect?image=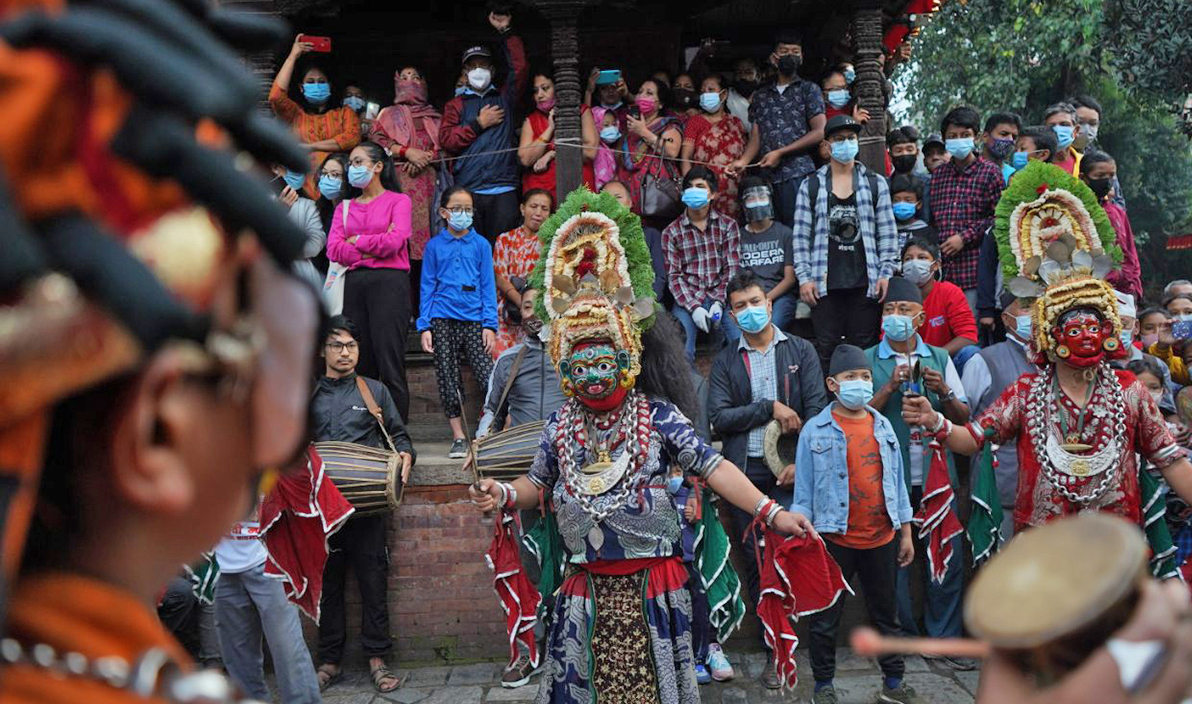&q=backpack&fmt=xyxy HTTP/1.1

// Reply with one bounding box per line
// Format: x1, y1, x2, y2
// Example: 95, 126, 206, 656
805, 169, 881, 230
